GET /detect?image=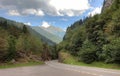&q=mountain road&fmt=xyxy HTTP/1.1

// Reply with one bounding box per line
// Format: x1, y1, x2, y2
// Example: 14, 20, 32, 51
0, 60, 120, 76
